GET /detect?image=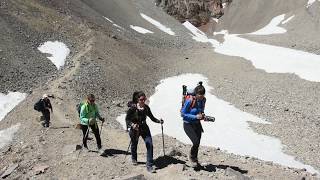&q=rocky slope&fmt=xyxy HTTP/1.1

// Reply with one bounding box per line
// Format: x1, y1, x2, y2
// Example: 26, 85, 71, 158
216, 0, 320, 54
0, 0, 320, 179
